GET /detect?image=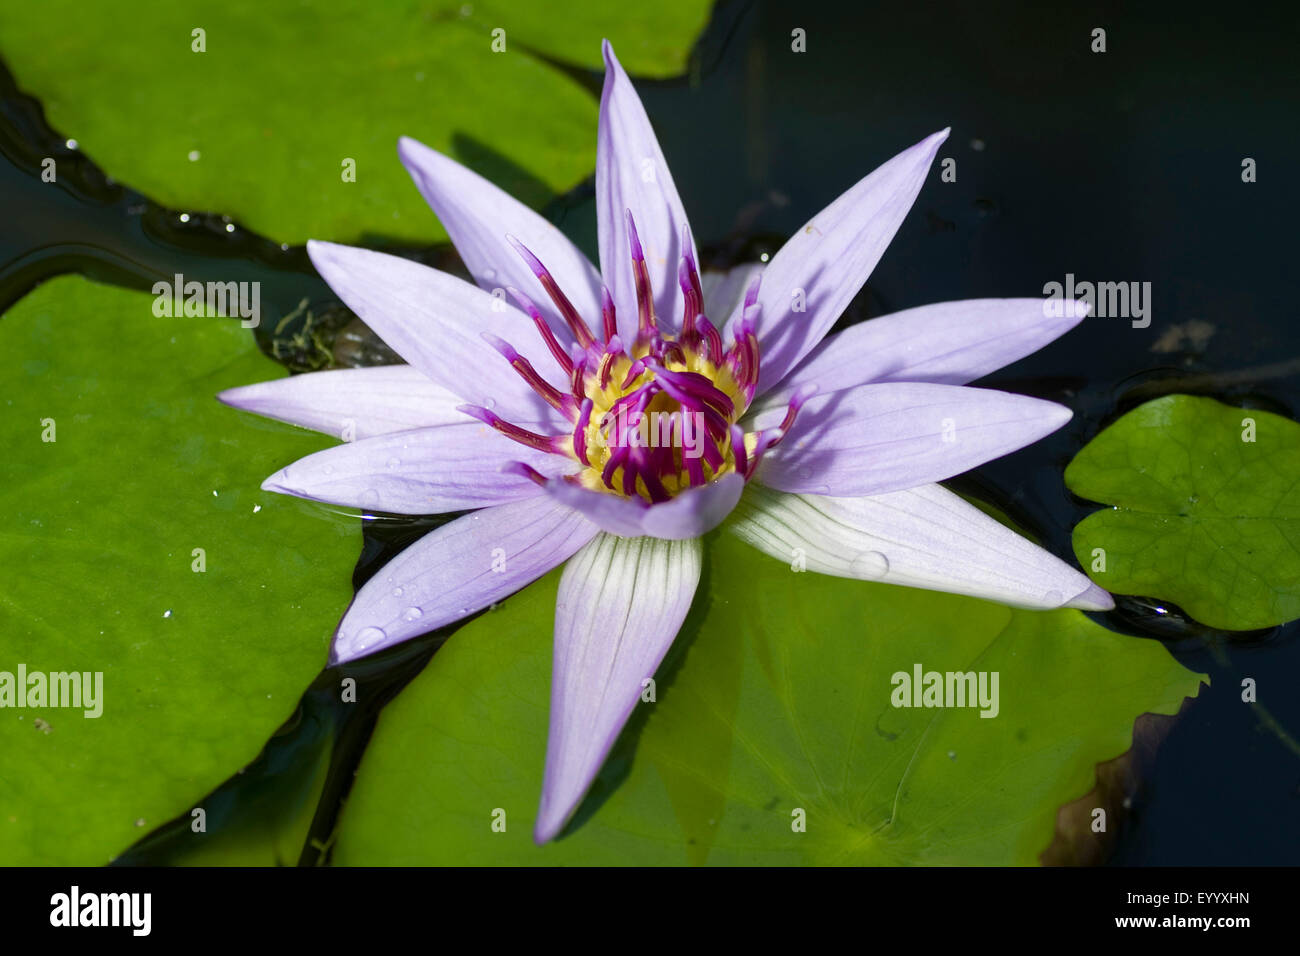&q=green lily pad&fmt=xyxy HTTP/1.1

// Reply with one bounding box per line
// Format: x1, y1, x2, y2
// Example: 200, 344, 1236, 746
0, 276, 357, 865
0, 0, 705, 246
332, 527, 1202, 864
1066, 395, 1300, 630
469, 0, 711, 77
